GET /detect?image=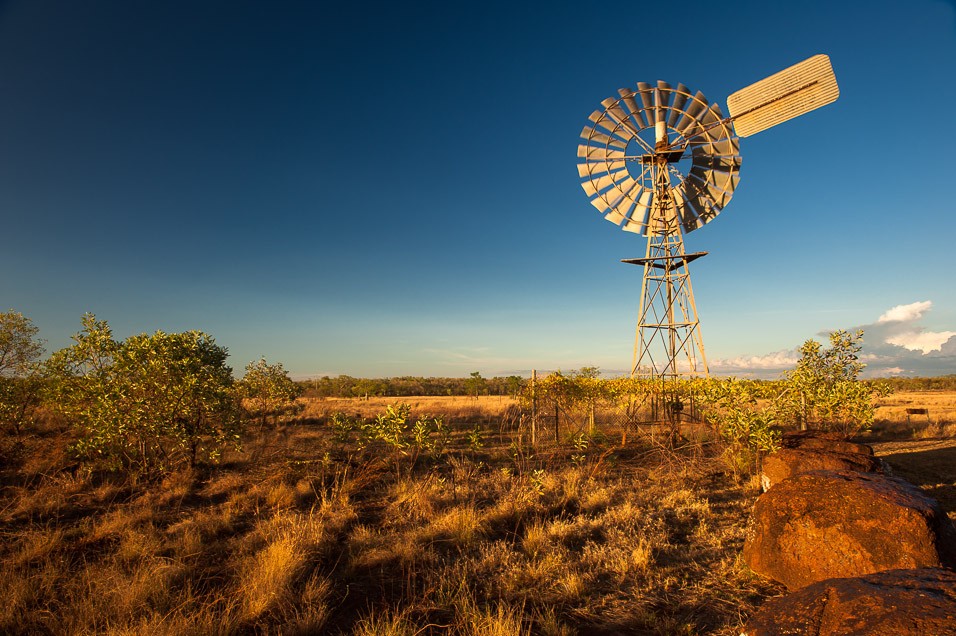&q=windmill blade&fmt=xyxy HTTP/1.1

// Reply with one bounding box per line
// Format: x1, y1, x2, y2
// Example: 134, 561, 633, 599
682, 179, 721, 227
605, 207, 627, 226
617, 88, 647, 134
689, 171, 736, 209
707, 185, 733, 209
596, 178, 642, 222
692, 154, 741, 173
689, 165, 739, 196
582, 169, 631, 197
671, 184, 700, 229
580, 126, 628, 149
686, 152, 738, 214
682, 216, 704, 233
684, 104, 719, 144
577, 145, 625, 160
636, 82, 655, 127
602, 176, 639, 207
656, 80, 673, 108
604, 183, 643, 225
693, 136, 739, 157
622, 190, 653, 234
600, 97, 640, 137
577, 160, 626, 178
588, 110, 635, 143
687, 102, 735, 147
674, 91, 709, 134
605, 180, 645, 226
589, 192, 614, 213
727, 54, 839, 137
666, 83, 691, 127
